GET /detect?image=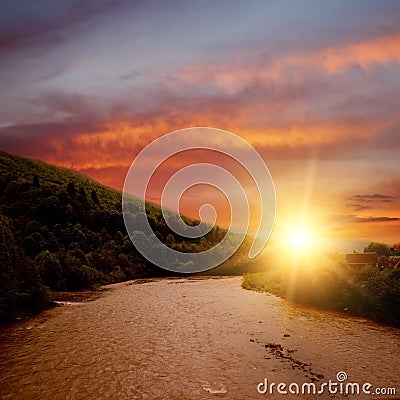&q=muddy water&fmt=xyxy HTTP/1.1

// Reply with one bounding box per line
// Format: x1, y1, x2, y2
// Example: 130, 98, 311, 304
0, 277, 399, 400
